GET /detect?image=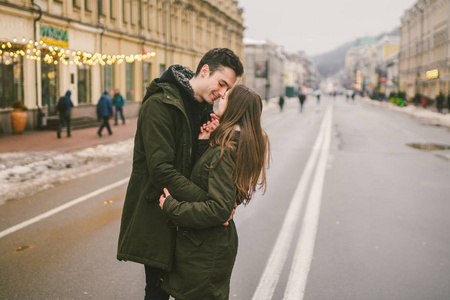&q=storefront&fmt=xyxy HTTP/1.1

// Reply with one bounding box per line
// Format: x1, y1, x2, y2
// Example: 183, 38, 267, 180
0, 43, 25, 109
